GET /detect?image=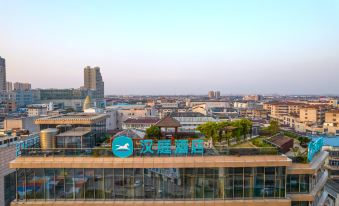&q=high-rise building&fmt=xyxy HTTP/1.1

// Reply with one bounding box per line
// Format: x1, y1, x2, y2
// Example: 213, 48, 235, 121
214, 91, 220, 99
208, 91, 215, 99
6, 82, 12, 92
0, 56, 7, 92
84, 66, 104, 98
13, 82, 31, 91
